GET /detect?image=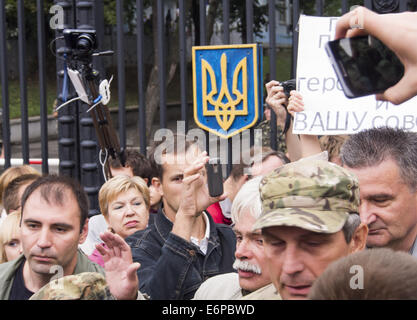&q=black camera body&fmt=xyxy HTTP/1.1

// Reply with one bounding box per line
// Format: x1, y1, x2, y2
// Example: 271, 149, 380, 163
63, 29, 98, 61
281, 79, 296, 98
